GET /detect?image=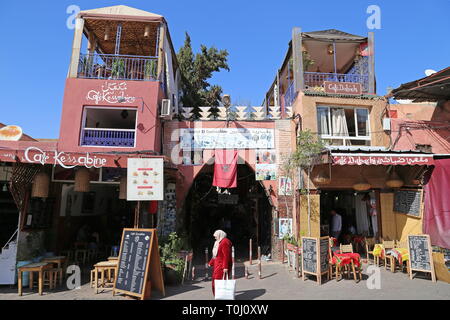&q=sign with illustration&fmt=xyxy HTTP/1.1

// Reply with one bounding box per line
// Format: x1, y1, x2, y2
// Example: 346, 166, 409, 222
180, 128, 275, 150
256, 149, 277, 181
278, 218, 292, 239
0, 125, 23, 141
86, 82, 136, 105
279, 177, 293, 196
127, 158, 164, 201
